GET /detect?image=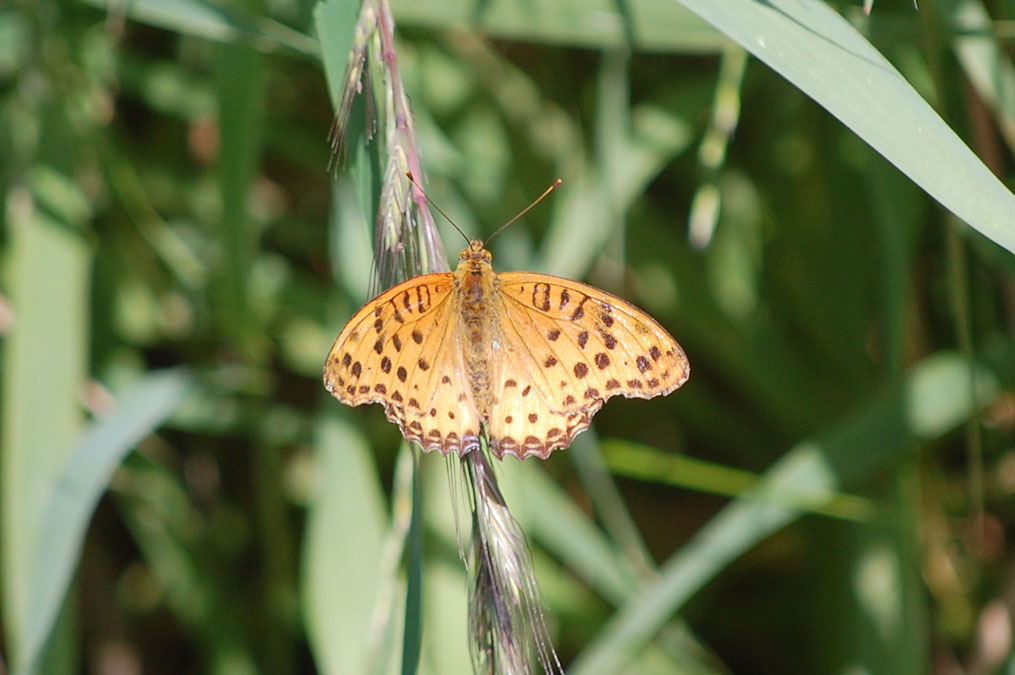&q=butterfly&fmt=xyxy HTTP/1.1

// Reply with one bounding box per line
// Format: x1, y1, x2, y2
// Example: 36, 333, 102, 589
323, 238, 690, 460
